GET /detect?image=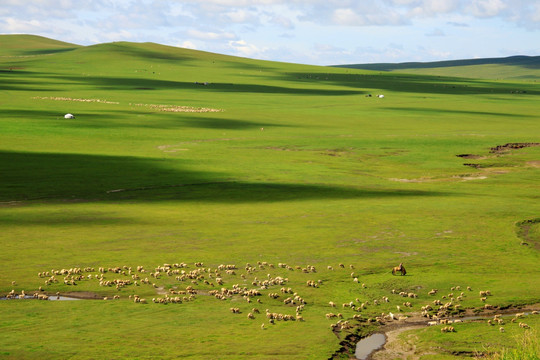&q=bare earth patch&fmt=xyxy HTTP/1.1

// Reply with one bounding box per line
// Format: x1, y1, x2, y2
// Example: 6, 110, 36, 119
371, 324, 424, 360
388, 178, 435, 183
